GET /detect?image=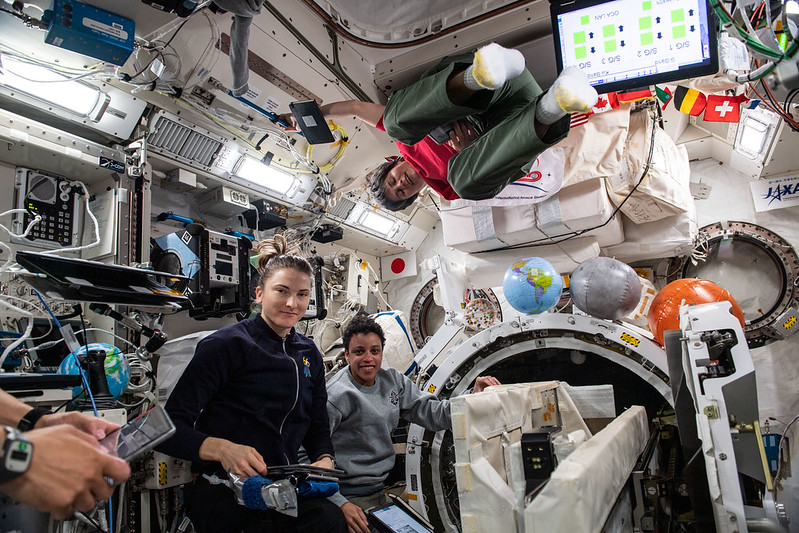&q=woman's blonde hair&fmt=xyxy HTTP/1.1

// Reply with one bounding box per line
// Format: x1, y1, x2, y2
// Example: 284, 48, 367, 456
254, 234, 312, 287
